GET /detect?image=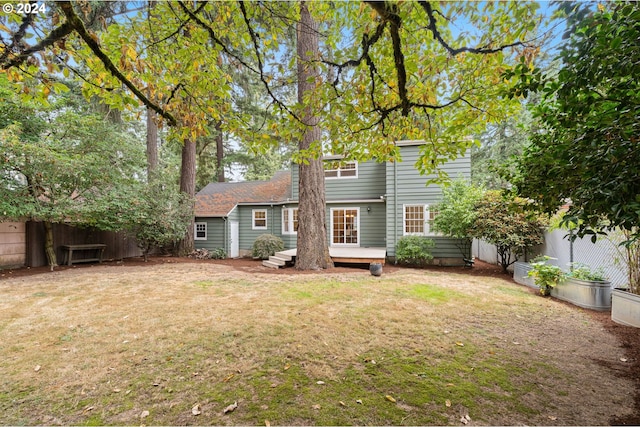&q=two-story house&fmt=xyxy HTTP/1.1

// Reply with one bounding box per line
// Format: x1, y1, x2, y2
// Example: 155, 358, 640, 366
194, 140, 470, 266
